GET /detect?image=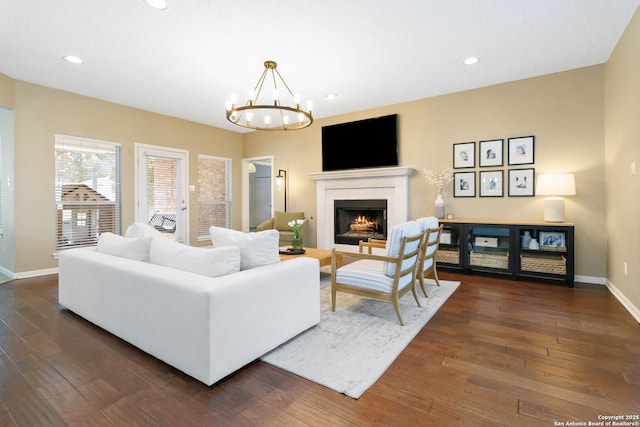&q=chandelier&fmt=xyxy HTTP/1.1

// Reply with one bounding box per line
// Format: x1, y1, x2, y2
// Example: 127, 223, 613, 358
225, 61, 313, 131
